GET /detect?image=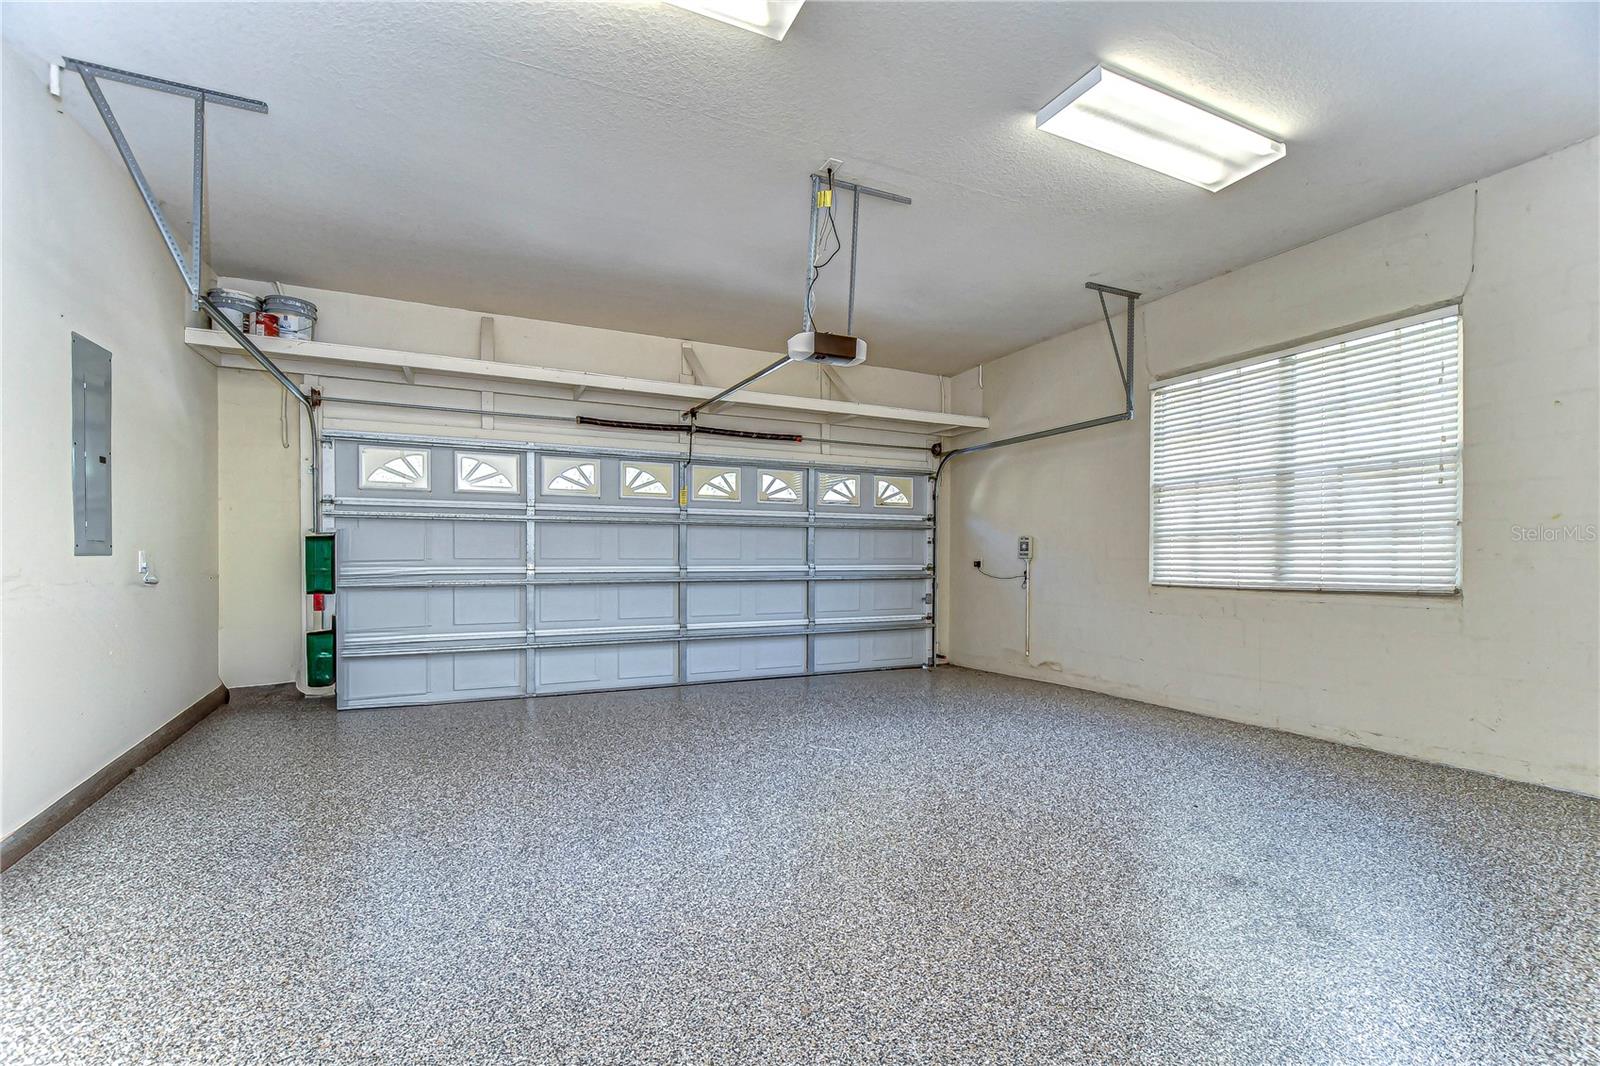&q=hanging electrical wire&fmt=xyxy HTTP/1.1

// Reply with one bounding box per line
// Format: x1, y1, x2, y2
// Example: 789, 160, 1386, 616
804, 168, 843, 331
